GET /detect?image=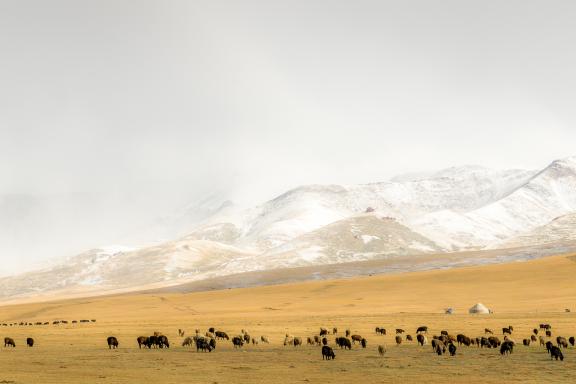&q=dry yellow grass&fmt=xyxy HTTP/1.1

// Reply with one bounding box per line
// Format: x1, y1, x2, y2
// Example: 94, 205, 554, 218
0, 254, 575, 383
